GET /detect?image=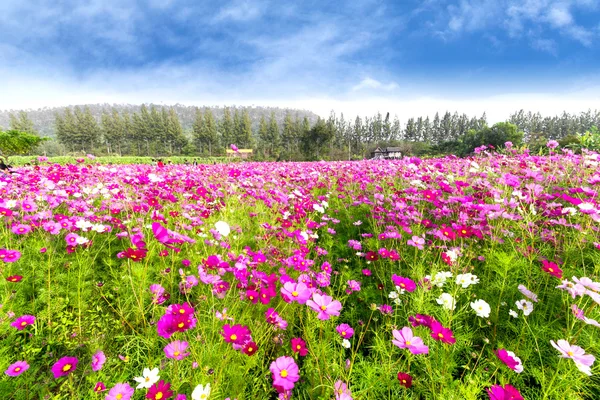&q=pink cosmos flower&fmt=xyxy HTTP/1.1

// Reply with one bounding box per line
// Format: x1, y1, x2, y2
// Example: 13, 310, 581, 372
556, 280, 586, 298
11, 224, 31, 235
164, 340, 190, 360
281, 281, 311, 304
11, 315, 35, 330
573, 276, 600, 292
487, 384, 523, 400
495, 349, 523, 373
336, 324, 354, 339
306, 293, 342, 320
0, 249, 21, 263
391, 275, 416, 292
392, 327, 429, 355
270, 356, 300, 391
51, 356, 78, 378
5, 361, 29, 376
517, 284, 538, 302
91, 350, 106, 372
106, 383, 135, 400
347, 280, 361, 292
334, 380, 353, 400
550, 339, 595, 375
